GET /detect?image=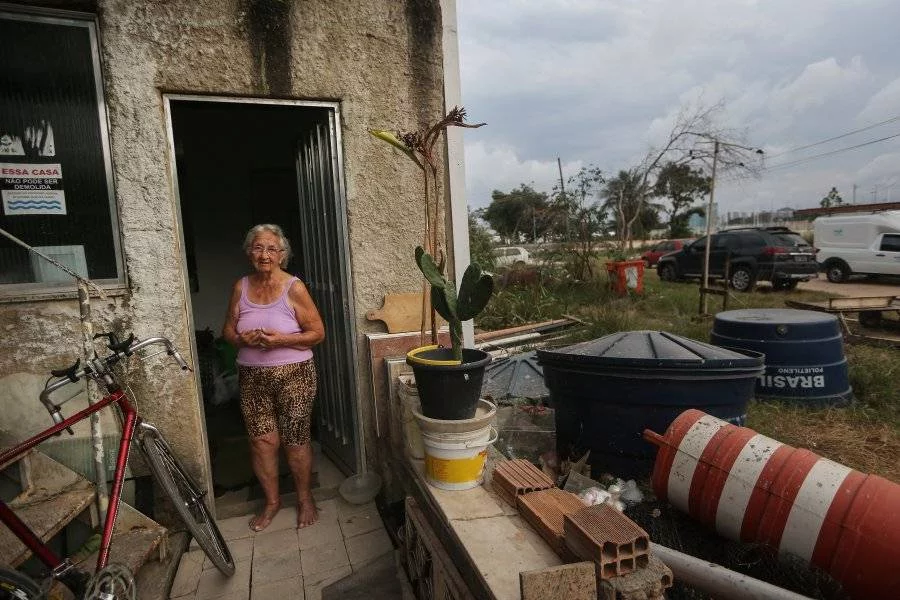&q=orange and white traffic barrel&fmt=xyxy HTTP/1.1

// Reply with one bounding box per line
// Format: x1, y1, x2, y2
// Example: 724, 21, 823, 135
644, 409, 900, 599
